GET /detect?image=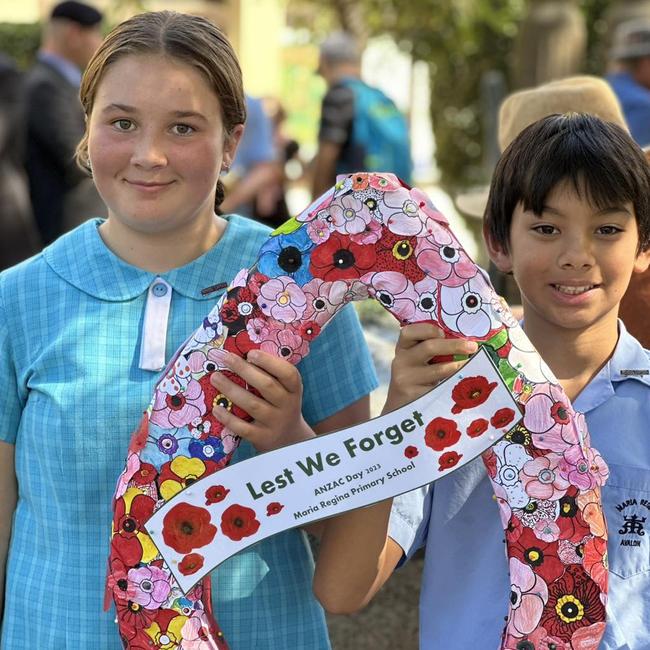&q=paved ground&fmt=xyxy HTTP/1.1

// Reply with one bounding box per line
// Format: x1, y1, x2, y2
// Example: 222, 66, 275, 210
323, 309, 421, 649
327, 553, 422, 649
